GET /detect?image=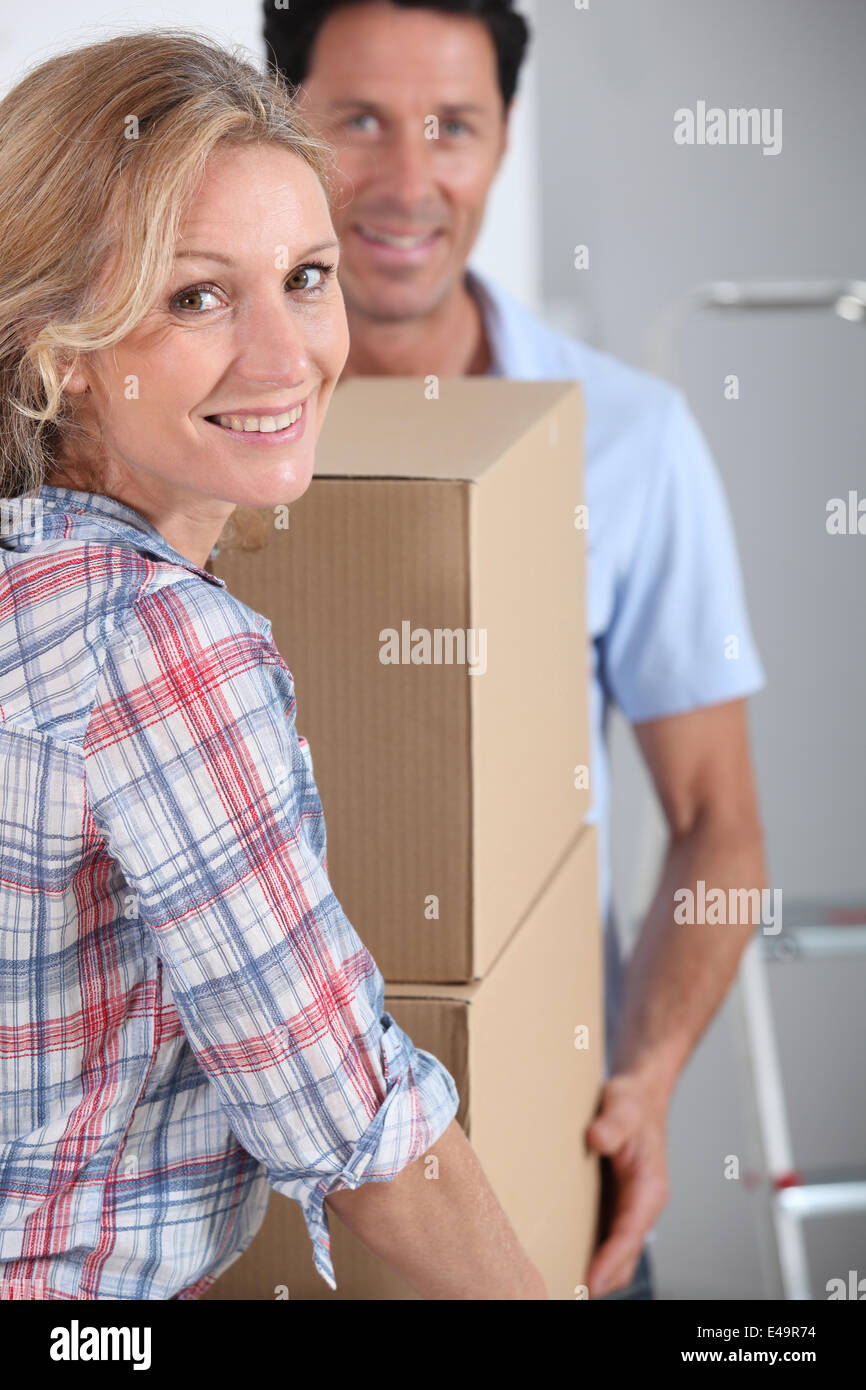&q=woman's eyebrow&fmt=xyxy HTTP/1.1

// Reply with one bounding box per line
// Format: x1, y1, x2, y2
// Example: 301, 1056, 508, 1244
173, 239, 340, 265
